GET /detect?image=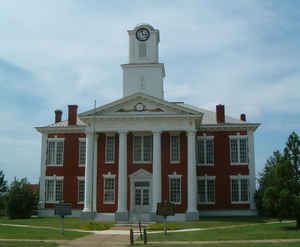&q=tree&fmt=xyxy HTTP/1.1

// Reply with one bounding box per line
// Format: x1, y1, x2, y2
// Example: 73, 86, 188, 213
7, 178, 38, 219
0, 170, 8, 214
259, 132, 300, 228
